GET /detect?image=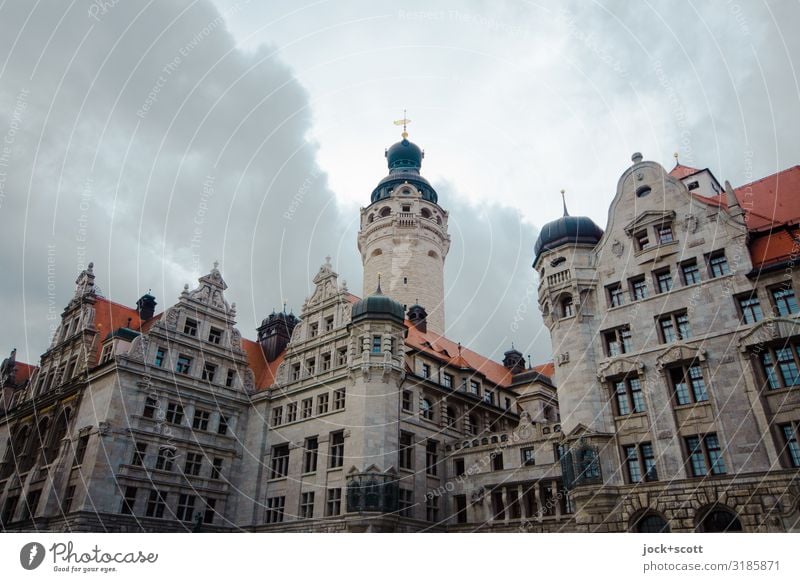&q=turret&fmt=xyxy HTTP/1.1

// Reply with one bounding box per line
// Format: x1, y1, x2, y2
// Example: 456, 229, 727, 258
257, 310, 299, 362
